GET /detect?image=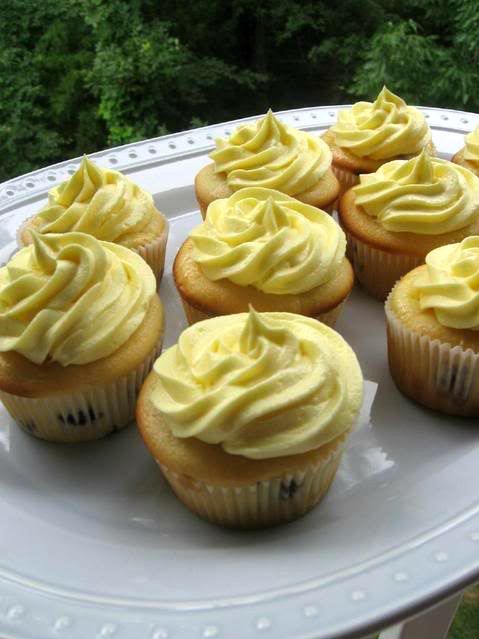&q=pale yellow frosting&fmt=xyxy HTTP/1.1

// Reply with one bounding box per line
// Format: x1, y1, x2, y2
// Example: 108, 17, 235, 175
331, 87, 431, 160
151, 309, 363, 459
34, 157, 157, 247
0, 232, 156, 365
416, 237, 479, 330
190, 187, 346, 295
209, 110, 332, 195
464, 125, 479, 164
353, 150, 479, 234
